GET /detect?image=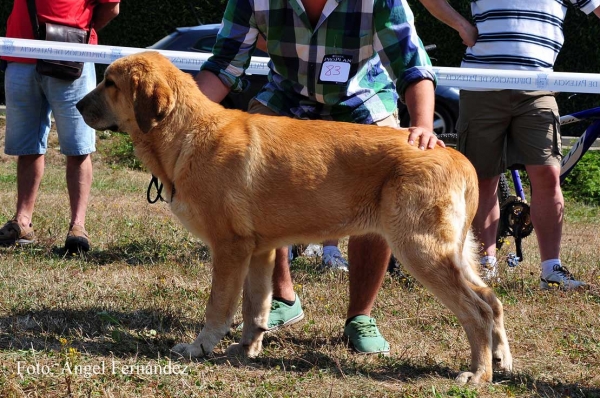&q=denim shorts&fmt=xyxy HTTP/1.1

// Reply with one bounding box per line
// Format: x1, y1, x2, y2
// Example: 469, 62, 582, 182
4, 61, 97, 156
